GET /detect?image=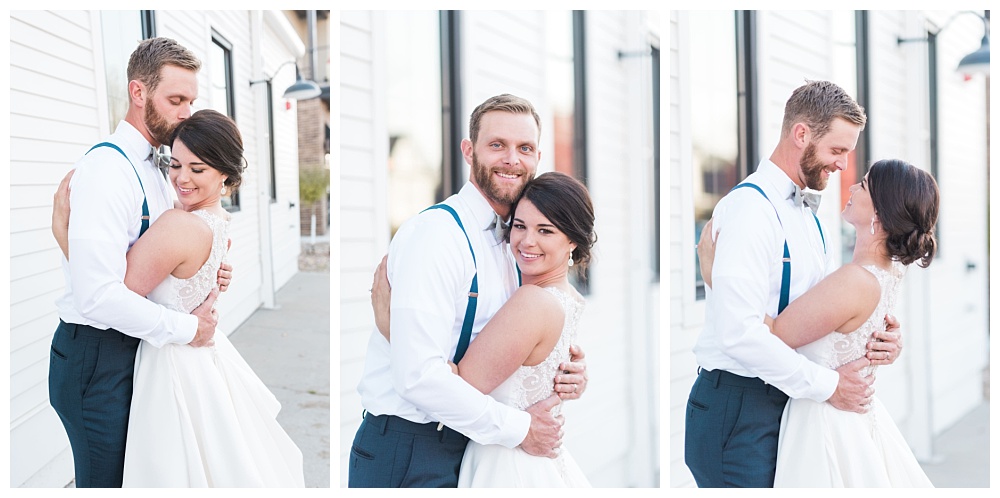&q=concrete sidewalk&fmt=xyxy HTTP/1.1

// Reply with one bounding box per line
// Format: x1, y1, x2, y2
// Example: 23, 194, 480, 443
230, 270, 331, 488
